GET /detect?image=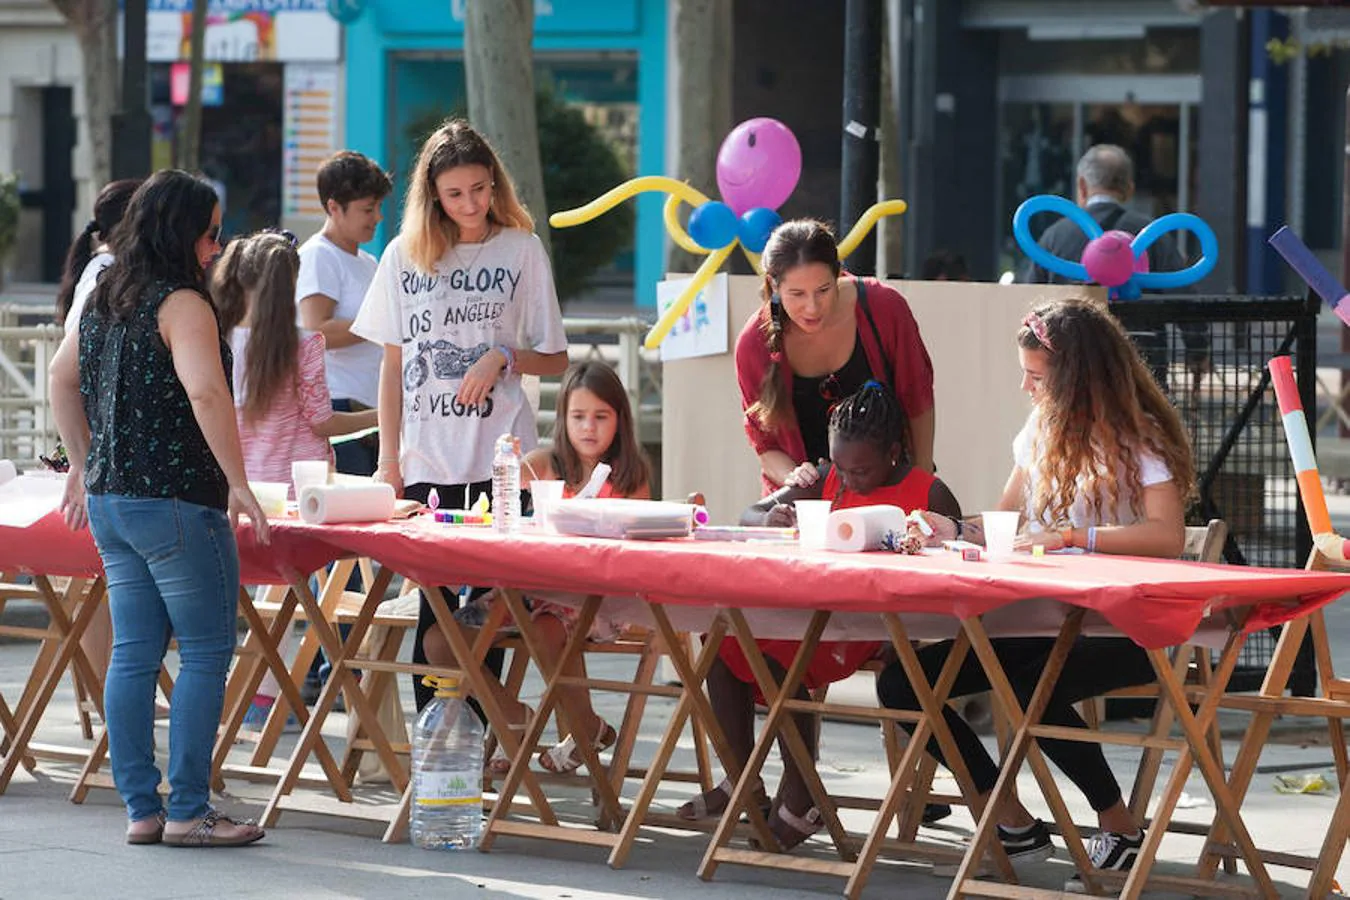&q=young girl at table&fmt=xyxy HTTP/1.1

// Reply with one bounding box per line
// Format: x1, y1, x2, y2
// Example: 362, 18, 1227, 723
212, 230, 378, 489
352, 119, 569, 713
887, 298, 1194, 886
676, 380, 960, 849
423, 361, 651, 774
212, 230, 378, 730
